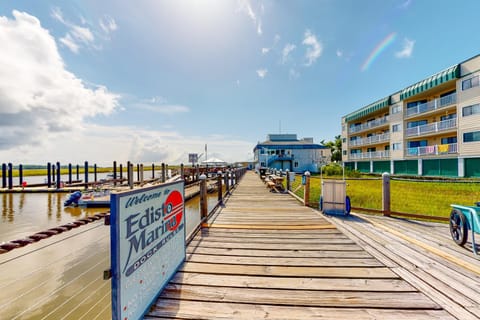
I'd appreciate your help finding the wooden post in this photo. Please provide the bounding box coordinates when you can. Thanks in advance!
[84,161,89,190]
[76,164,79,181]
[113,161,117,186]
[68,163,72,184]
[1,163,6,188]
[304,171,311,207]
[127,161,131,186]
[151,163,155,179]
[19,164,23,186]
[119,164,123,181]
[47,162,52,188]
[286,169,290,191]
[382,172,391,216]
[129,163,134,189]
[52,164,56,183]
[166,164,169,179]
[199,174,208,219]
[56,162,61,189]
[7,163,13,190]
[140,164,144,183]
[180,163,184,180]
[217,171,223,203]
[94,164,97,183]
[196,164,199,182]
[161,163,166,183]
[136,164,140,182]
[224,169,230,194]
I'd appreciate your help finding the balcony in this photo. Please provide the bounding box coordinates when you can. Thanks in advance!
[406,143,457,157]
[405,118,457,137]
[349,133,390,147]
[267,154,294,166]
[348,116,389,134]
[405,92,456,118]
[349,150,390,160]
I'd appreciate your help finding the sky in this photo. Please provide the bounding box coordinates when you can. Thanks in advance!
[1,0,480,166]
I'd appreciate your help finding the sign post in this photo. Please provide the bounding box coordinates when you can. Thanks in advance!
[110,180,185,320]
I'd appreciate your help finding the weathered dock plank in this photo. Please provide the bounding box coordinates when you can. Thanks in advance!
[146,171,458,319]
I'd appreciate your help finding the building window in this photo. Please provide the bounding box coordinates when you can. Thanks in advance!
[367,147,376,152]
[392,124,401,132]
[462,75,480,90]
[441,137,457,144]
[294,161,299,167]
[261,162,265,167]
[391,105,401,114]
[440,113,456,121]
[392,143,402,150]
[407,120,427,128]
[408,140,427,148]
[343,150,347,155]
[463,131,480,142]
[407,100,427,109]
[462,104,480,117]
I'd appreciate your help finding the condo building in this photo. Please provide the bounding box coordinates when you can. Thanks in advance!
[254,134,331,173]
[342,54,480,177]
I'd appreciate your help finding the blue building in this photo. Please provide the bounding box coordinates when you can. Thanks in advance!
[253,134,331,173]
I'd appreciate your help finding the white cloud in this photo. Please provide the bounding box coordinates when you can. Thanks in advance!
[135,104,190,114]
[282,43,296,64]
[51,7,116,53]
[336,49,343,57]
[274,34,280,44]
[237,0,262,36]
[256,68,268,78]
[399,0,412,9]
[302,29,322,66]
[261,47,270,55]
[395,38,415,58]
[0,10,119,150]
[289,68,300,80]
[0,123,254,165]
[99,15,117,35]
[59,34,80,53]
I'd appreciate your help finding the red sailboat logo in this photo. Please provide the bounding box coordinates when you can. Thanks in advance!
[163,190,183,231]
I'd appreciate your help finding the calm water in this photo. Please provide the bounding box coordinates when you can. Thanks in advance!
[0,190,215,319]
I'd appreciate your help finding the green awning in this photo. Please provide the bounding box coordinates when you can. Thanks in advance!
[345,96,391,122]
[400,64,460,100]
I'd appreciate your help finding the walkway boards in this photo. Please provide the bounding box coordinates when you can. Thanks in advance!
[146,171,454,319]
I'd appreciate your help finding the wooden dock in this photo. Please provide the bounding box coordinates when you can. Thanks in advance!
[146,171,479,319]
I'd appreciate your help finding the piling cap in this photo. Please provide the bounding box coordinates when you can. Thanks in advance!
[199,174,207,180]
[304,171,311,176]
[217,170,222,174]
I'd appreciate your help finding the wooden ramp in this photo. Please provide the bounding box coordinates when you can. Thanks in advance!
[146,171,454,319]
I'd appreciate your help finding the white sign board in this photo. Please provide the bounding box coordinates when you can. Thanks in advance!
[110,181,185,320]
[188,153,198,163]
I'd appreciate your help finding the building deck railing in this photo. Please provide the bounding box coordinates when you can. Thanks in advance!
[405,92,456,118]
[349,150,390,160]
[349,133,390,147]
[406,143,458,157]
[405,118,457,137]
[348,116,389,134]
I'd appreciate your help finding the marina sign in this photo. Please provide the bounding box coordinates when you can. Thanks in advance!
[110,181,185,320]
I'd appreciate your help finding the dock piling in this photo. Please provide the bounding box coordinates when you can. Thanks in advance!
[161,163,166,183]
[56,162,61,189]
[303,171,310,207]
[119,164,123,182]
[180,163,184,180]
[199,174,207,218]
[84,161,89,190]
[1,163,6,188]
[128,163,134,189]
[68,163,72,184]
[19,164,23,186]
[47,162,52,188]
[7,163,13,190]
[136,164,140,182]
[113,161,117,186]
[217,171,223,203]
[94,164,97,183]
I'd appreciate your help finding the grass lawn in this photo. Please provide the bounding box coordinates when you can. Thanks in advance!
[292,175,480,220]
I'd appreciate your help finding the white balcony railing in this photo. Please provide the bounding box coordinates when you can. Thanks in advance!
[406,143,458,157]
[349,133,390,147]
[349,116,389,134]
[349,150,390,160]
[406,92,456,117]
[405,118,457,137]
